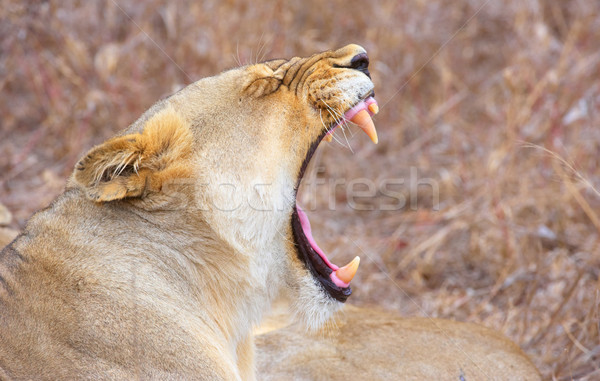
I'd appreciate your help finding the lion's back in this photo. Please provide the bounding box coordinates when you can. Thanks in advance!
[256,305,541,381]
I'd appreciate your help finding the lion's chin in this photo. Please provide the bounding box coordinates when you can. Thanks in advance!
[288,274,345,331]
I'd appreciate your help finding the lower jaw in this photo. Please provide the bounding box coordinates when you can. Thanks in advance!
[291,205,352,303]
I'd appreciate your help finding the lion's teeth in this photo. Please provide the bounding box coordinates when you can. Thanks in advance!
[323,133,333,142]
[368,103,379,115]
[350,110,378,144]
[335,256,360,283]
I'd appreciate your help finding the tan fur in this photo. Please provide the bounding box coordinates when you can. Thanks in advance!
[256,304,542,381]
[73,106,194,202]
[0,44,379,379]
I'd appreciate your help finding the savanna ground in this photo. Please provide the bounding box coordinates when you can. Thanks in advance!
[1,1,599,379]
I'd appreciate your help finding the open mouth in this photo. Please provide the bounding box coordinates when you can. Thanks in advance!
[291,95,379,302]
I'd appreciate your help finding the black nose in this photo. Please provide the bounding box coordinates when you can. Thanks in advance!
[350,53,370,78]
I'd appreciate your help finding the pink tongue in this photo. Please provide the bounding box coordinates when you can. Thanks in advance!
[296,204,338,271]
[297,204,351,288]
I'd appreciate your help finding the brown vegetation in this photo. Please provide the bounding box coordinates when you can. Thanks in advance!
[1,1,599,379]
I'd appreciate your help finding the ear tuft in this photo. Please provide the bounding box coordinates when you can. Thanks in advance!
[72,105,194,202]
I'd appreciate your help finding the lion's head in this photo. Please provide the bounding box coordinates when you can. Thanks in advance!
[71,44,378,330]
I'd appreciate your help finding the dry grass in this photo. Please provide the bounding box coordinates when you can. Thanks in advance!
[1,1,599,379]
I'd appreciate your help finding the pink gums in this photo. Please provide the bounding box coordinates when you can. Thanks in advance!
[296,205,351,288]
[325,96,378,137]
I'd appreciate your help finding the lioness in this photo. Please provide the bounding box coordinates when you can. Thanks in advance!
[256,304,542,380]
[0,44,377,379]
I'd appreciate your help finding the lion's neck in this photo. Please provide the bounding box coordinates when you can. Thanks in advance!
[124,202,284,351]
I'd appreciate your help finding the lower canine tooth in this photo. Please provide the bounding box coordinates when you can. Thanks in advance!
[350,110,378,144]
[335,256,360,283]
[324,134,333,142]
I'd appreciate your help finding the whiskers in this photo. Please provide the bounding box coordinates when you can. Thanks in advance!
[320,99,354,153]
[232,35,272,67]
[232,41,243,67]
[254,32,271,64]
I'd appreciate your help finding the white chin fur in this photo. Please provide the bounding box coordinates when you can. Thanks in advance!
[289,275,343,331]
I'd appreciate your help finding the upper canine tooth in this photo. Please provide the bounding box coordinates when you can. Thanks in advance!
[335,256,360,283]
[350,110,378,144]
[323,133,333,142]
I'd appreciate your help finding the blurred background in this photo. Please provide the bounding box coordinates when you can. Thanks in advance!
[1,1,599,378]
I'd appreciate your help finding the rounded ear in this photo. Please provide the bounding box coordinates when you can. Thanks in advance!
[243,65,283,98]
[72,106,194,202]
